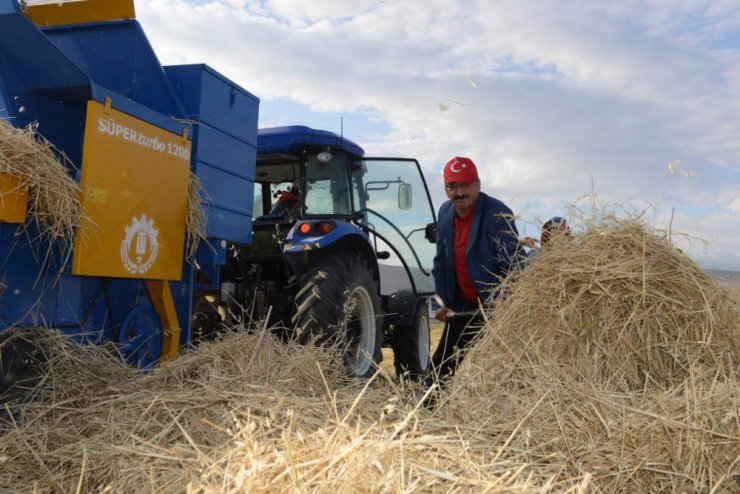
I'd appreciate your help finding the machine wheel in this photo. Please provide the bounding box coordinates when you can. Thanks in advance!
[191,292,224,344]
[117,305,163,369]
[392,301,431,379]
[0,330,48,420]
[292,254,382,378]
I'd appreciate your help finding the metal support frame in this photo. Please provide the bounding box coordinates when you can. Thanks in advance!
[145,280,180,361]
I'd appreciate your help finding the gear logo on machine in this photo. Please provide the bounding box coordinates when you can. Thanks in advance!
[120,214,160,275]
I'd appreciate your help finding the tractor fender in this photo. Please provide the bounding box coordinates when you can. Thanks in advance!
[385,289,427,328]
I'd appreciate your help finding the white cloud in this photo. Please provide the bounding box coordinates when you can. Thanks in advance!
[718,186,740,211]
[260,0,378,23]
[136,0,740,269]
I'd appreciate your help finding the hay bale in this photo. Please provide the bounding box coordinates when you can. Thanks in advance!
[444,217,740,492]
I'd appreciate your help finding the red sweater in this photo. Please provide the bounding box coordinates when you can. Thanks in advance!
[453,210,479,303]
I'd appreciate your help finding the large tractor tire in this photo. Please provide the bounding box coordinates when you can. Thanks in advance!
[292,253,382,378]
[392,300,431,379]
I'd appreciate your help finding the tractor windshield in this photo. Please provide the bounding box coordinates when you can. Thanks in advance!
[304,153,352,216]
[252,152,354,220]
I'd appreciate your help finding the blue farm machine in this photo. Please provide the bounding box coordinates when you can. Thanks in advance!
[0,0,438,406]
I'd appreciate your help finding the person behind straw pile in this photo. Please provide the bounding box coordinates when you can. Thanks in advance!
[521,216,571,257]
[540,216,570,245]
[429,156,522,385]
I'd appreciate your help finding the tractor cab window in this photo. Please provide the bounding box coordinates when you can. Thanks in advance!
[269,184,300,216]
[304,153,351,216]
[252,155,300,221]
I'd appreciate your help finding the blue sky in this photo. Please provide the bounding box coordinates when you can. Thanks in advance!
[137,0,740,270]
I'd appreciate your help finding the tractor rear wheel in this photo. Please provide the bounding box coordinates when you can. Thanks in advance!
[292,254,382,378]
[392,301,431,379]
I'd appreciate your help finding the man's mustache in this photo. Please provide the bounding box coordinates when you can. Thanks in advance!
[453,194,469,200]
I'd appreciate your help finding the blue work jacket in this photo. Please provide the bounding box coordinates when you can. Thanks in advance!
[432,192,521,307]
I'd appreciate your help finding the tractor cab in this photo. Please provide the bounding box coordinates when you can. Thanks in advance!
[250,125,437,296]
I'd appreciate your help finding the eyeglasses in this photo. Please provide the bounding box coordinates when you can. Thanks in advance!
[444,182,473,192]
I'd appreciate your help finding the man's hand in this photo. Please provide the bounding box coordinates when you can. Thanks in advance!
[521,237,538,248]
[435,306,452,322]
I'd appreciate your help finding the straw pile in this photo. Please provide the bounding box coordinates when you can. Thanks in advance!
[186,172,208,260]
[0,119,81,251]
[442,217,740,492]
[0,329,544,493]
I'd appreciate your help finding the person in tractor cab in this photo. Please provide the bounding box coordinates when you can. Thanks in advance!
[268,185,300,217]
[429,156,522,386]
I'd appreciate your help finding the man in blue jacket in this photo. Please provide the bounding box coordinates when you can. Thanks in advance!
[430,156,521,383]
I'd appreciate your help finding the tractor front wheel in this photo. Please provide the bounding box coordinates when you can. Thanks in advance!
[392,301,431,379]
[292,254,382,378]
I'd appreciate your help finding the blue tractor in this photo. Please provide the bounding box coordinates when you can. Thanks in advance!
[197,125,438,378]
[0,0,437,407]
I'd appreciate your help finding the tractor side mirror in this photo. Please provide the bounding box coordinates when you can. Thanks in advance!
[398,183,412,210]
[424,222,437,242]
